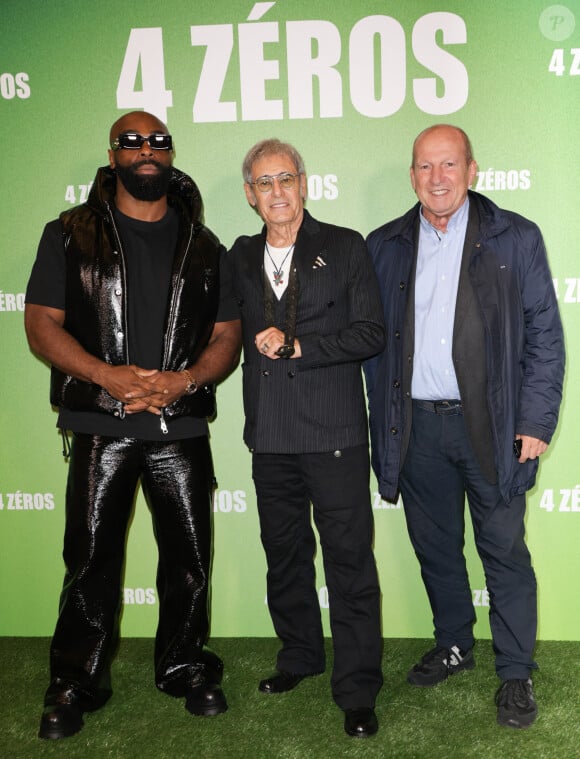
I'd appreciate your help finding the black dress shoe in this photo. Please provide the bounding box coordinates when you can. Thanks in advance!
[258,670,315,694]
[185,682,228,716]
[39,704,84,740]
[344,707,378,738]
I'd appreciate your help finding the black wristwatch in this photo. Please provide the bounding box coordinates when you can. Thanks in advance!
[183,369,198,395]
[276,343,295,359]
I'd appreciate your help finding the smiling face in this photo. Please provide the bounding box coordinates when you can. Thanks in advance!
[410,125,477,229]
[244,152,307,239]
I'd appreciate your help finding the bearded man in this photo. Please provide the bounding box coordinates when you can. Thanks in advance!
[25,111,241,739]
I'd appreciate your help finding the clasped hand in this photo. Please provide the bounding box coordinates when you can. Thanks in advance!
[255,327,301,359]
[101,364,186,415]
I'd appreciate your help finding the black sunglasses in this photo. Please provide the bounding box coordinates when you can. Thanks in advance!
[111,133,173,151]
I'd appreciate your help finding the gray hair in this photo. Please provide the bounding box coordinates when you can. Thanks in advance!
[242,138,306,183]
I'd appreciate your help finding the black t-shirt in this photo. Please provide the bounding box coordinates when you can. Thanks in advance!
[122,207,176,371]
[26,206,237,441]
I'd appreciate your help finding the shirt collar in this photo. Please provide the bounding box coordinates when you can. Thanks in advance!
[419,196,470,236]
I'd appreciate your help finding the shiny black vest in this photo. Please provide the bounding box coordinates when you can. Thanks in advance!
[50,166,220,420]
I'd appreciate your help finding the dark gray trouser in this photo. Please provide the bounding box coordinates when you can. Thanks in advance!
[400,401,537,681]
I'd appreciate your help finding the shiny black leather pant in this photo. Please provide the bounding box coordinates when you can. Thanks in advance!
[46,433,219,708]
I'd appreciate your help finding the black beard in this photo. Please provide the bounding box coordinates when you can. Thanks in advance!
[114,159,172,201]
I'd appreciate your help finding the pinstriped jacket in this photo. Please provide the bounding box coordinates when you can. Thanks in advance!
[227,210,385,453]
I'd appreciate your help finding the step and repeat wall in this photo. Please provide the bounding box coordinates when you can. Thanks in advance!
[1,1,578,640]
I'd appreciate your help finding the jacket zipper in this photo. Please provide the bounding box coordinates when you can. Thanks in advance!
[158,222,195,434]
[106,204,130,420]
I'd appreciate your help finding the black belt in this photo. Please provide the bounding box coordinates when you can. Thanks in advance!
[413,399,463,415]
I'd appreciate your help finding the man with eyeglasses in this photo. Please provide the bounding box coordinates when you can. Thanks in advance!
[226,139,385,738]
[25,111,241,739]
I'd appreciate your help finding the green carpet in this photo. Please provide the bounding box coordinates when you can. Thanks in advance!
[1,637,578,758]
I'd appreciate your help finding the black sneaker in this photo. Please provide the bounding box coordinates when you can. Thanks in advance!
[407,645,475,686]
[495,678,537,728]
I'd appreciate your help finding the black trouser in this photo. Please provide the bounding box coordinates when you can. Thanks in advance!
[46,433,219,708]
[252,445,383,710]
[400,401,537,680]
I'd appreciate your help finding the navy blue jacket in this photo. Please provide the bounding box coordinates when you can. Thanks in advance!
[364,191,565,504]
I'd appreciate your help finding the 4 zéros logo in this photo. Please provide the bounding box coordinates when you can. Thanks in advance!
[1,72,30,99]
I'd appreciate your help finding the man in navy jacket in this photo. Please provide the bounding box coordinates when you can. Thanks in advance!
[364,124,564,729]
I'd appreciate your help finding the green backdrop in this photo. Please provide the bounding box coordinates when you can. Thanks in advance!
[1,0,578,641]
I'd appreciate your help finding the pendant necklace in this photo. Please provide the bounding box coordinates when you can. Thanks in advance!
[265,241,295,286]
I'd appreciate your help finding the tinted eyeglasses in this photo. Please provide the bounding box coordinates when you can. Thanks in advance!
[250,172,301,193]
[111,133,173,151]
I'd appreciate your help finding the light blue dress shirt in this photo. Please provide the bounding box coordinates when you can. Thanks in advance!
[411,198,470,401]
